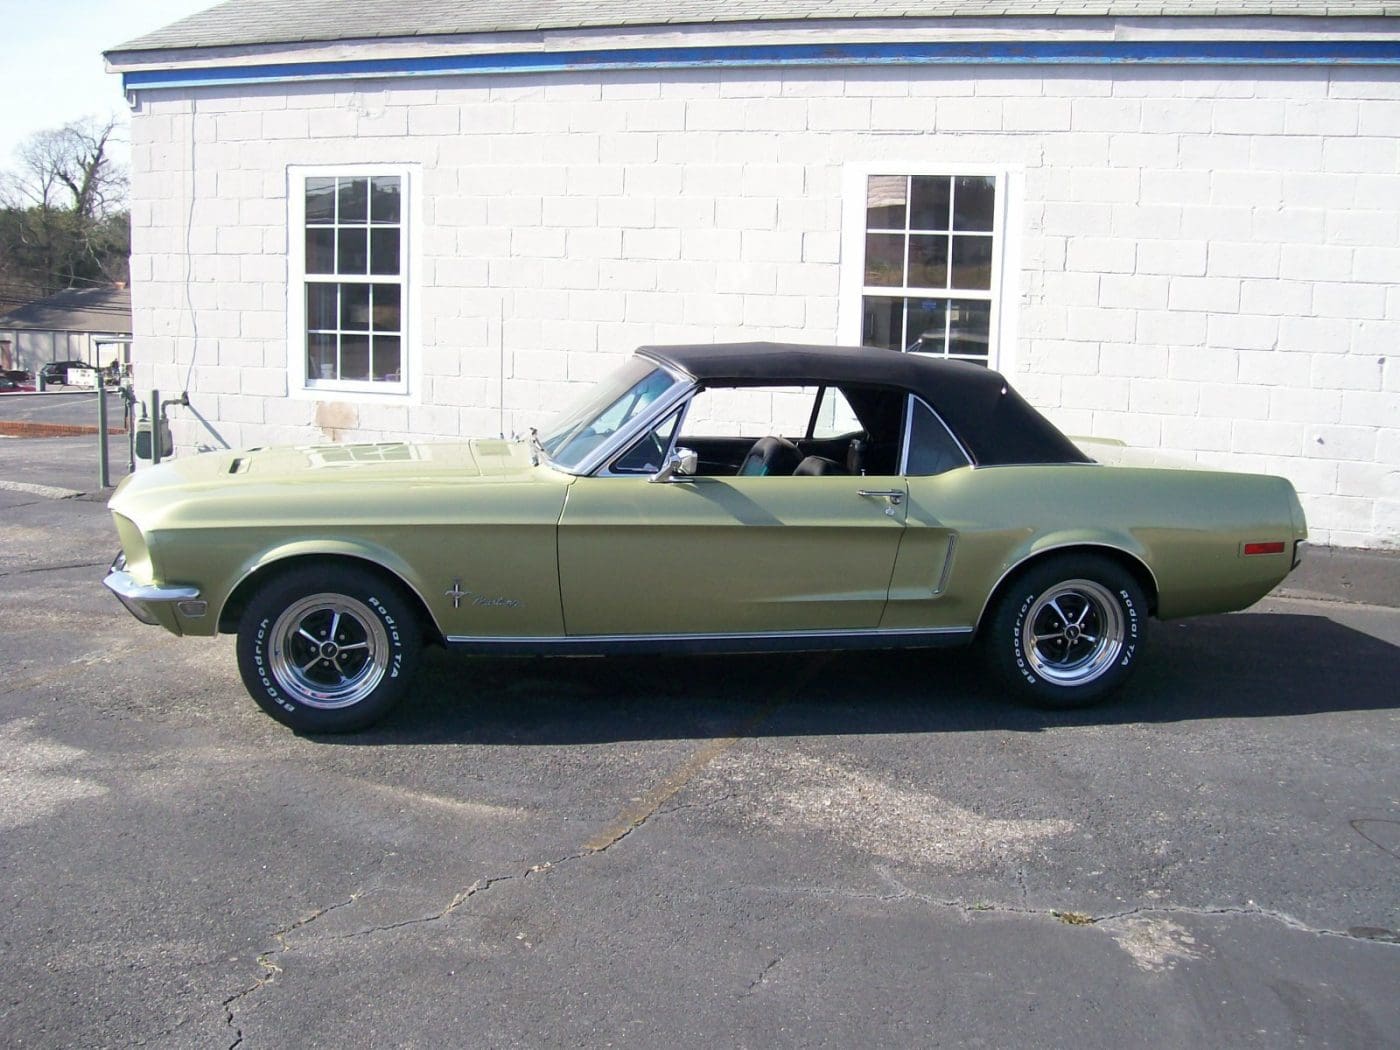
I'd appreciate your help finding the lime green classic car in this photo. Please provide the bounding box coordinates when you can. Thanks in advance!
[105,343,1306,732]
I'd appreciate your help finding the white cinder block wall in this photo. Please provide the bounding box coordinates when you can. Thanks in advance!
[128,65,1400,548]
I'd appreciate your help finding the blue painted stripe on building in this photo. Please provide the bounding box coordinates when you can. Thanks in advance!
[123,38,1400,91]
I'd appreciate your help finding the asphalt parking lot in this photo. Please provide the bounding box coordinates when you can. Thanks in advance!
[2,435,1398,1049]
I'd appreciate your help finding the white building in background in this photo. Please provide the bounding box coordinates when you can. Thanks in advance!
[0,286,133,373]
[106,1,1399,548]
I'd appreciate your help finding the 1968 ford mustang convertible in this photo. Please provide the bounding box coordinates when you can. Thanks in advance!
[105,342,1306,732]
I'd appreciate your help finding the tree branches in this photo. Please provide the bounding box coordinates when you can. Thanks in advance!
[1,117,130,298]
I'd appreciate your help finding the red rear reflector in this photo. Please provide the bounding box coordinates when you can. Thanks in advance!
[1244,541,1286,556]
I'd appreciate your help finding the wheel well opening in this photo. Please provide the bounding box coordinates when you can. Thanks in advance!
[978,546,1159,636]
[218,555,443,644]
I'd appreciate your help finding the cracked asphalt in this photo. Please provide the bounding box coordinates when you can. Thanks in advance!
[2,437,1398,1048]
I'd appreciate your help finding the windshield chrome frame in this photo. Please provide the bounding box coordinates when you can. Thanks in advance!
[541,360,695,478]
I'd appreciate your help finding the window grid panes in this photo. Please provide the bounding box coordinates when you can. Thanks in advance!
[860,174,996,365]
[304,175,403,385]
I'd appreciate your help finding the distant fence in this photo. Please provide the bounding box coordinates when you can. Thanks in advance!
[0,420,127,438]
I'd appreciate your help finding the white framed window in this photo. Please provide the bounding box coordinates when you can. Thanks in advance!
[287,165,418,399]
[840,166,1009,368]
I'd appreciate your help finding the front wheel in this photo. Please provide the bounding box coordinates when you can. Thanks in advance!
[236,565,420,732]
[982,555,1147,709]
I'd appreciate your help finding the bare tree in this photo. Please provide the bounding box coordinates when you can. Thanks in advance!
[0,116,130,295]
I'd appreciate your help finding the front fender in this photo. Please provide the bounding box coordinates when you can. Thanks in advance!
[219,538,441,635]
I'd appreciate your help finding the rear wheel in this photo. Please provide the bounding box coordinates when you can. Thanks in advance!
[236,565,420,732]
[983,555,1146,709]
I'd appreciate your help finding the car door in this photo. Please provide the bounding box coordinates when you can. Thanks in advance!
[557,471,908,637]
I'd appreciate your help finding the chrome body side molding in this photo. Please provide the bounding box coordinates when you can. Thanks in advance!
[443,625,974,656]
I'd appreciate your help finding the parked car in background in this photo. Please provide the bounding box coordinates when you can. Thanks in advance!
[0,375,35,393]
[39,360,93,385]
[104,342,1307,733]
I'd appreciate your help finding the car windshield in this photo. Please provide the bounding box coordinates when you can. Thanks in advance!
[536,357,682,472]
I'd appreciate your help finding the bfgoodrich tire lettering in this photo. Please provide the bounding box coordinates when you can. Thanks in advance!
[236,564,420,732]
[983,554,1146,709]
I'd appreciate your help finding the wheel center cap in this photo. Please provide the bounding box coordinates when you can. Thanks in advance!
[319,640,339,659]
[1064,624,1082,643]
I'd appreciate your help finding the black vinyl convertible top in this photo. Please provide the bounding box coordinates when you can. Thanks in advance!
[637,342,1090,467]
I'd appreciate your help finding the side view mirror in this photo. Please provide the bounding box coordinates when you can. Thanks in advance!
[649,447,698,484]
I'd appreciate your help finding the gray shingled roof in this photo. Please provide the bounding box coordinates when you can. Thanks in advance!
[0,288,133,334]
[112,0,1400,54]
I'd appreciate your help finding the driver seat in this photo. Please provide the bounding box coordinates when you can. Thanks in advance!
[737,436,802,477]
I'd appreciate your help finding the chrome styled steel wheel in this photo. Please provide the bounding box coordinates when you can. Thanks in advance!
[983,554,1147,709]
[237,565,420,732]
[267,593,390,709]
[1020,578,1124,687]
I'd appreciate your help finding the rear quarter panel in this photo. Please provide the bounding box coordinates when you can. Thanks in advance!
[882,463,1302,631]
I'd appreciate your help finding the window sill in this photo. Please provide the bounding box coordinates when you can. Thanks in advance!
[290,382,417,405]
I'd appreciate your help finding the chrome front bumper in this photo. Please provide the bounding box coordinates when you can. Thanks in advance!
[104,553,202,627]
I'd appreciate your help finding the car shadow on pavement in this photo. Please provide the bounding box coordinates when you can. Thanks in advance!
[325,611,1398,746]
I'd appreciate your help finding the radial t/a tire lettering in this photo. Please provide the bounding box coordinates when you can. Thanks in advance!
[982,554,1147,709]
[235,564,420,732]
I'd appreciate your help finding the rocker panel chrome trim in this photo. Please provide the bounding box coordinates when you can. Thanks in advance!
[443,625,973,656]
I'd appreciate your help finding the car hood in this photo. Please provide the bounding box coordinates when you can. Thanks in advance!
[109,438,561,528]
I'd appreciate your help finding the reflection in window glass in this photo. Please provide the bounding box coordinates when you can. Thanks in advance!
[305,177,336,223]
[338,178,368,223]
[308,333,337,380]
[305,228,334,274]
[303,173,404,385]
[370,228,399,276]
[864,233,903,287]
[373,336,401,381]
[907,299,949,355]
[307,284,337,329]
[337,228,368,276]
[950,235,993,290]
[908,235,948,288]
[861,296,990,362]
[910,176,951,231]
[340,284,370,331]
[370,176,401,224]
[866,175,907,229]
[953,176,996,232]
[341,335,371,381]
[860,298,903,353]
[860,173,997,365]
[948,301,992,358]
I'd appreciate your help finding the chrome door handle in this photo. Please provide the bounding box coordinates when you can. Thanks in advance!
[858,488,904,506]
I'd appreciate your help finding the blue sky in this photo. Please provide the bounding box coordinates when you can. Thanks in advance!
[0,0,214,169]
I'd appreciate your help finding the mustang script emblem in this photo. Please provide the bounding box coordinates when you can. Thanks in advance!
[446,579,522,610]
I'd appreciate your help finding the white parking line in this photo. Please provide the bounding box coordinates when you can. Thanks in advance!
[0,479,82,500]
